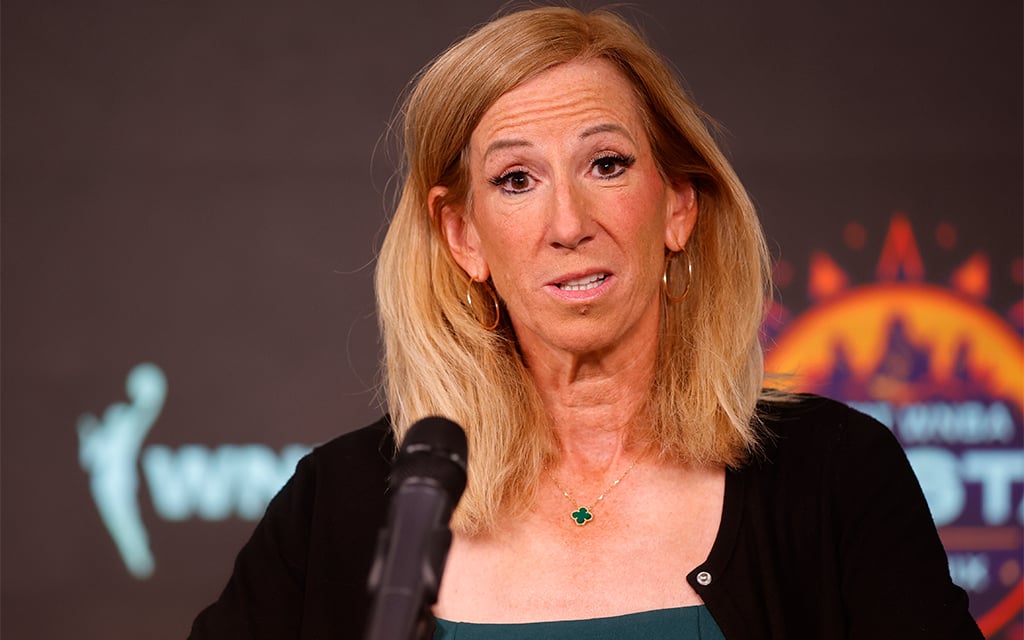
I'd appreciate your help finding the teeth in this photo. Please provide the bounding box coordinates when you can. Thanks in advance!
[558,274,607,291]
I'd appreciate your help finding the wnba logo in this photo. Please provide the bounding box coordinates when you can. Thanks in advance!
[77,363,310,579]
[766,214,1024,638]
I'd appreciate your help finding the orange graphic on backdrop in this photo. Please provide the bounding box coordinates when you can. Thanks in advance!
[767,284,1022,403]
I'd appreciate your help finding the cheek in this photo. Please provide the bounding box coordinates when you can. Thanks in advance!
[473,214,531,287]
[473,193,539,253]
[615,188,670,249]
[476,218,546,312]
[610,187,672,285]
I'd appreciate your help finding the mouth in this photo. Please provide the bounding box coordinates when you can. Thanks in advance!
[555,273,609,292]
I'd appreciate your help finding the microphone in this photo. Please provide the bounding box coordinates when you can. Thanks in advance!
[364,416,468,640]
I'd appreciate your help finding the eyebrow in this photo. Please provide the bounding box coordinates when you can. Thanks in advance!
[579,123,634,142]
[483,123,635,159]
[484,138,532,158]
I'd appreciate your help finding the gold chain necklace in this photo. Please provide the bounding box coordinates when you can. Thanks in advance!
[547,456,641,526]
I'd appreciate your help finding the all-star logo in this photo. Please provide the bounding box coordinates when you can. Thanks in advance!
[765,213,1024,639]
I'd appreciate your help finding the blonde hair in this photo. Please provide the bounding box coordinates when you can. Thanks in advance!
[375,6,772,534]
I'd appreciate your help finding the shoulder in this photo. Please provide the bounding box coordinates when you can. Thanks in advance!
[308,415,396,467]
[188,417,398,638]
[261,416,395,521]
[741,392,917,504]
[294,415,397,497]
[710,395,981,638]
[744,393,937,541]
[754,392,901,465]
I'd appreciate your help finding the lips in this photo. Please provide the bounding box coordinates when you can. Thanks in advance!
[555,273,609,292]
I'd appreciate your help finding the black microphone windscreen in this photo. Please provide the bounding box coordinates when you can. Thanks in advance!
[391,417,468,498]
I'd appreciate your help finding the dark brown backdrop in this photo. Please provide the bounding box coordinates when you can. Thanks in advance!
[3,1,1021,638]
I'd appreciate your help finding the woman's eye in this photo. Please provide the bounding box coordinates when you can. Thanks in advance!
[590,154,636,179]
[489,170,534,194]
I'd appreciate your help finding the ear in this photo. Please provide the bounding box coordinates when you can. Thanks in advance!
[431,185,490,281]
[664,180,698,252]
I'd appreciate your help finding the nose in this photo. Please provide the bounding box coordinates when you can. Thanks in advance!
[546,180,594,250]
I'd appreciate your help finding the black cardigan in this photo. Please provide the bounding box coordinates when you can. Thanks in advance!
[189,396,982,639]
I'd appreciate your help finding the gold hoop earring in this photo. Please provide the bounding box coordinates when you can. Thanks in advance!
[663,249,692,303]
[466,277,500,331]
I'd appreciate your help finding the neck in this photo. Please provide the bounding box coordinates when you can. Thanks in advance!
[521,324,659,478]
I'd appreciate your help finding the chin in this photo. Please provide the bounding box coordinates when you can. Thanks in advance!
[545,328,622,356]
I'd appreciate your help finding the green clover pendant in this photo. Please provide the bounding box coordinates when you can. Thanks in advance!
[571,506,594,525]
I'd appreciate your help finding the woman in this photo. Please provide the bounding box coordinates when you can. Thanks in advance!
[191,6,981,639]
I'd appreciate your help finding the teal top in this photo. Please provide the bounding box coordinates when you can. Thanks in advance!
[434,605,725,639]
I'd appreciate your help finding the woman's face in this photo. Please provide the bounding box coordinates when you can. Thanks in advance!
[439,58,697,358]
